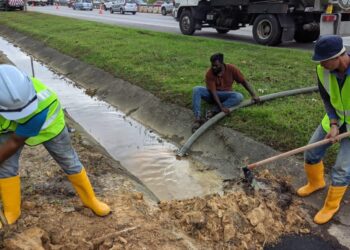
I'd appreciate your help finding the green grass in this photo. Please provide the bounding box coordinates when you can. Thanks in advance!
[0,12,338,165]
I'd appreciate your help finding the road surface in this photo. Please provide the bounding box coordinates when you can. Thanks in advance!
[27,5,350,49]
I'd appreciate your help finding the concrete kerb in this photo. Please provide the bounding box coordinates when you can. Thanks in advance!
[1,26,350,246]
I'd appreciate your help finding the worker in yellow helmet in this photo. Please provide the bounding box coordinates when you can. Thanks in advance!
[297,35,350,224]
[0,64,110,225]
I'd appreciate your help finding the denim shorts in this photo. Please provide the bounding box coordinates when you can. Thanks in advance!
[0,127,82,178]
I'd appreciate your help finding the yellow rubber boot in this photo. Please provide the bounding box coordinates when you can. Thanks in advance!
[0,176,21,224]
[67,168,110,216]
[314,185,347,224]
[297,162,326,197]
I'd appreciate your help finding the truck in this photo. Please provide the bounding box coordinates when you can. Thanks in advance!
[0,0,24,10]
[173,0,350,45]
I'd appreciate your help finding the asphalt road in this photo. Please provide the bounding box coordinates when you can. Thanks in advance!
[28,5,350,50]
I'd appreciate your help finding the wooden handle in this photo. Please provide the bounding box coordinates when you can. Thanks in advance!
[247,131,350,170]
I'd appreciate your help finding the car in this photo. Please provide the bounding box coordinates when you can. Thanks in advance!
[55,0,67,6]
[28,0,48,5]
[110,0,137,14]
[92,0,101,8]
[67,0,74,7]
[73,0,93,10]
[160,0,173,15]
[102,0,113,10]
[0,0,24,10]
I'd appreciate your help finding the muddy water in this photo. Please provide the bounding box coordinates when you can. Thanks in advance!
[0,37,222,200]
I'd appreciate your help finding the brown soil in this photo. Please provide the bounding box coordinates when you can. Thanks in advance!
[0,54,311,250]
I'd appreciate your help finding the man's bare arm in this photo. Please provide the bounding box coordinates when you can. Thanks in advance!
[0,134,27,164]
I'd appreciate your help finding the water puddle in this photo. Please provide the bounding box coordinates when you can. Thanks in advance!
[0,36,222,200]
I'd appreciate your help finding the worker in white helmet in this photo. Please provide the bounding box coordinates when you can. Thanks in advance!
[0,64,110,225]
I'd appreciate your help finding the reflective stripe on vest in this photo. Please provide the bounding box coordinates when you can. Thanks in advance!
[41,103,61,130]
[323,70,331,94]
[37,89,52,101]
[0,78,66,146]
[317,65,350,133]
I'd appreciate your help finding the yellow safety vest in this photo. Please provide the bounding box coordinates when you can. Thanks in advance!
[0,78,65,146]
[317,65,350,132]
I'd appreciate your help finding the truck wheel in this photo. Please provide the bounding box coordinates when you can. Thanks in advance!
[161,7,166,15]
[216,28,229,34]
[179,10,196,35]
[294,27,319,43]
[253,14,282,46]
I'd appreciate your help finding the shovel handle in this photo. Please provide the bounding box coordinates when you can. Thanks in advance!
[247,131,350,170]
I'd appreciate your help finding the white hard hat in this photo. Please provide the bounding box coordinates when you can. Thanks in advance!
[0,64,38,120]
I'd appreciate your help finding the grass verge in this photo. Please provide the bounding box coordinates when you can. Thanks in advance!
[0,11,337,165]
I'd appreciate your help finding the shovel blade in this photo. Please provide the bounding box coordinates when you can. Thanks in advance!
[242,166,261,190]
[242,166,254,184]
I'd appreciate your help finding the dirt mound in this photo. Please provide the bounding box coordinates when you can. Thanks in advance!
[159,176,310,249]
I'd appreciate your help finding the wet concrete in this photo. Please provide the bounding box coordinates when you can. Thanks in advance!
[0,37,222,201]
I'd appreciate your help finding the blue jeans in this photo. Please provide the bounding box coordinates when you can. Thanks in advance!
[192,86,244,119]
[305,125,350,186]
[0,127,83,178]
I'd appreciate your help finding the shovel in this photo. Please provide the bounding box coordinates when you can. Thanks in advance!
[243,131,350,187]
